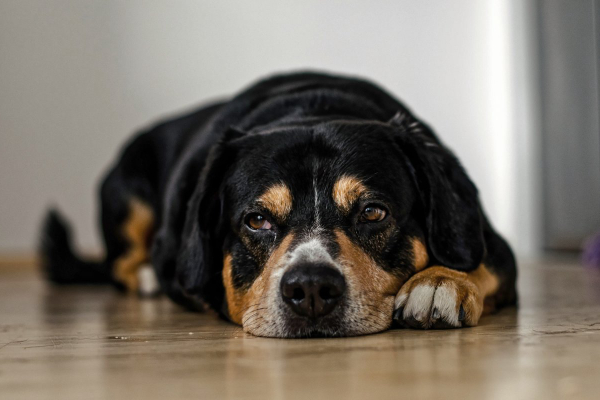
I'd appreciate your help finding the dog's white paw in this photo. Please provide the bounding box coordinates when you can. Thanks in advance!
[393,266,484,329]
[137,264,161,297]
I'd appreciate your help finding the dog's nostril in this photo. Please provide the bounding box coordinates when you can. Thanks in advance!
[292,287,305,301]
[319,285,340,300]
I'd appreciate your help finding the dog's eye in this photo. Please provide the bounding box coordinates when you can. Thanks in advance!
[245,213,273,230]
[359,206,387,223]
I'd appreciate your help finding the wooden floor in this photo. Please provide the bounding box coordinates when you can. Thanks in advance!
[1,258,600,400]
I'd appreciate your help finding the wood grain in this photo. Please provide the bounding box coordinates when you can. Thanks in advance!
[1,258,600,399]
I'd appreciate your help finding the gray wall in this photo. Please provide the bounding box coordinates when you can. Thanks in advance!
[0,1,539,255]
[538,0,600,249]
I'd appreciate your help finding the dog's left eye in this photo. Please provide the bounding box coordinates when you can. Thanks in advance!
[245,213,273,230]
[359,205,387,223]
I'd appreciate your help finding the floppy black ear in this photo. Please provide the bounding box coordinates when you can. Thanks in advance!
[390,113,485,271]
[175,134,239,300]
[152,128,243,310]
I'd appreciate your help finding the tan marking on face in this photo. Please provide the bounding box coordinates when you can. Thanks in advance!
[395,264,500,327]
[257,183,293,220]
[332,176,368,213]
[222,254,244,324]
[334,229,405,334]
[113,198,154,292]
[411,238,429,271]
[223,233,295,327]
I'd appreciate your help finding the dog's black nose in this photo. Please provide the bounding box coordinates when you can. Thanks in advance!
[280,265,346,319]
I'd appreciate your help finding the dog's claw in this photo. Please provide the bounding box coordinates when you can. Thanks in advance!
[432,307,441,320]
[458,305,466,321]
[392,307,405,326]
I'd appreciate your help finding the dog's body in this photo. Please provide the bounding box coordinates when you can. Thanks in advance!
[41,72,517,337]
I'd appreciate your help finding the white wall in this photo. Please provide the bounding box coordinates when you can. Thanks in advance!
[0,0,538,256]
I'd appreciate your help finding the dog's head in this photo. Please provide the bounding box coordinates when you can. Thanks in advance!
[162,115,483,337]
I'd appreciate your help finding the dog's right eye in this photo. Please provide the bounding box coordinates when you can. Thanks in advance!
[359,205,387,223]
[245,213,273,231]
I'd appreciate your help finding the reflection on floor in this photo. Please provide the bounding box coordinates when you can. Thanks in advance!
[1,257,599,400]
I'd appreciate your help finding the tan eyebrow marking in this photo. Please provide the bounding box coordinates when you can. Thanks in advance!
[257,183,293,219]
[332,175,369,213]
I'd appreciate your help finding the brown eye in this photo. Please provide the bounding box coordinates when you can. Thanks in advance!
[360,206,387,222]
[246,213,273,230]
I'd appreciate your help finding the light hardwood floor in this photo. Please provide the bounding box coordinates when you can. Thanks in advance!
[1,257,599,400]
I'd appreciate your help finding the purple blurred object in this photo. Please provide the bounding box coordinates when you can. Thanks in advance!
[582,232,600,269]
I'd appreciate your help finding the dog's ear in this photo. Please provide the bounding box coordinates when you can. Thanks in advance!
[390,113,485,271]
[152,127,243,310]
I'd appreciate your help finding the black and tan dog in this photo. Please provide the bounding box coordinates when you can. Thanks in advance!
[41,72,517,338]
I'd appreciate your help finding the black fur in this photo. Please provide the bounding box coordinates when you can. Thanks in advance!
[40,71,517,320]
[40,210,111,284]
[389,113,485,271]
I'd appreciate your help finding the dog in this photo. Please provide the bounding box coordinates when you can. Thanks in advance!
[41,71,517,338]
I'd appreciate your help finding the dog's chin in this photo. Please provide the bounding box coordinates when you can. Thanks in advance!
[243,311,391,338]
[282,315,347,338]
